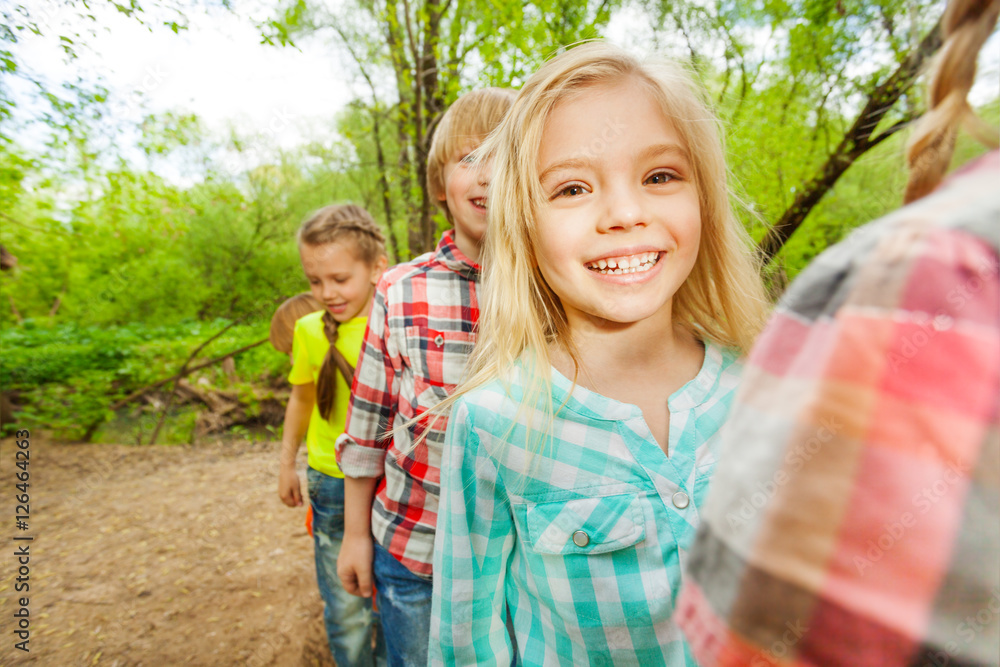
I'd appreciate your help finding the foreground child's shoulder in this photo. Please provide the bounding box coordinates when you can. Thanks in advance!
[452,367,532,431]
[701,341,745,399]
[714,343,743,379]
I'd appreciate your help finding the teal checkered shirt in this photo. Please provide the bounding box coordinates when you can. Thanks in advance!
[430,342,743,666]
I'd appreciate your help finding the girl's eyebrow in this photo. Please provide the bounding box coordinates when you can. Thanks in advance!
[637,142,689,164]
[539,142,690,183]
[539,157,591,183]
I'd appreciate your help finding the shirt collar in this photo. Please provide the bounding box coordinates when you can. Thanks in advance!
[433,229,480,279]
[548,340,724,421]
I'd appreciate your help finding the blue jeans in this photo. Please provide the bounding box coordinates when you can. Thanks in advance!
[308,467,387,667]
[373,541,433,667]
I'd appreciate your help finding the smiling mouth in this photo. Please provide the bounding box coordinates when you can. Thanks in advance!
[470,197,486,210]
[585,251,662,275]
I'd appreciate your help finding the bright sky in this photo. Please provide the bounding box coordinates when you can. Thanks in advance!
[8,0,999,169]
[9,1,357,156]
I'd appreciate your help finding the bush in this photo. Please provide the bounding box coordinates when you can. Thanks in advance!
[1,320,288,441]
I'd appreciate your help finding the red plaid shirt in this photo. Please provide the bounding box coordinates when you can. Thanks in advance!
[336,230,479,577]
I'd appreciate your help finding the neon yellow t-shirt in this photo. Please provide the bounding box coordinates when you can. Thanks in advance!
[288,311,367,478]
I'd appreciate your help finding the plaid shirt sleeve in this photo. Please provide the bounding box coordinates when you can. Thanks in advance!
[430,398,516,666]
[676,153,1000,667]
[336,277,399,478]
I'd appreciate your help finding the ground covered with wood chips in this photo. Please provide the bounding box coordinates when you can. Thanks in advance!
[0,436,336,666]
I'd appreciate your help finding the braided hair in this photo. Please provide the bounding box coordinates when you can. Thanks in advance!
[298,204,387,420]
[905,0,1000,203]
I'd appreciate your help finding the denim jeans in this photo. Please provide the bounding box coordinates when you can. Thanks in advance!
[308,467,387,667]
[373,541,434,667]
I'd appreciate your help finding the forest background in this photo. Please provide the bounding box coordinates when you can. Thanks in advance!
[2,0,998,444]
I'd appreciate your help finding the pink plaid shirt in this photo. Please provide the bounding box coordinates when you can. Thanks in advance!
[336,230,479,577]
[677,152,999,666]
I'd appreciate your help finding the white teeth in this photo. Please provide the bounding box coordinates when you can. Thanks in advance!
[585,252,661,274]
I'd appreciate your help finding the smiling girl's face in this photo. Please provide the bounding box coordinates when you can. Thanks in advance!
[534,78,701,331]
[299,241,384,323]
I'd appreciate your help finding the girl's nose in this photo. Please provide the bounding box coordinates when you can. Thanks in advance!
[600,182,646,232]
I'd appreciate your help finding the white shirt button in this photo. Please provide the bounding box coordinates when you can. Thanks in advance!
[434,334,444,347]
[672,491,690,509]
[572,530,590,547]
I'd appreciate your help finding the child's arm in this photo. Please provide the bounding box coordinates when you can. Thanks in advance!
[337,476,378,597]
[335,280,399,477]
[430,399,515,666]
[278,382,315,507]
[335,281,400,596]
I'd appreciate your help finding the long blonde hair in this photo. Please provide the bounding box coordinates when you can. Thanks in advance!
[905,0,1000,203]
[427,87,518,218]
[481,47,762,372]
[437,42,768,451]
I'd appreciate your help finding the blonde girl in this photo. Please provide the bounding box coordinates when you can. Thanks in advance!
[429,42,768,665]
[277,204,388,666]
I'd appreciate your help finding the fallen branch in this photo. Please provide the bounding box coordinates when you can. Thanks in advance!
[109,338,268,412]
[81,336,268,443]
[147,320,248,445]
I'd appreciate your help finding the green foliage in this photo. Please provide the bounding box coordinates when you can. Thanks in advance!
[776,98,999,280]
[0,125,376,327]
[1,319,289,440]
[2,0,996,444]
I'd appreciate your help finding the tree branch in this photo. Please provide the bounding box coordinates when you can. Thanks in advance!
[110,334,265,412]
[757,17,943,265]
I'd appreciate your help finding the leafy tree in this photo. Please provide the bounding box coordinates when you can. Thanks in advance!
[635,0,960,270]
[265,0,619,257]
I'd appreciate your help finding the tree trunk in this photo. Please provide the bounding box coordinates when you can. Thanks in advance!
[757,18,944,265]
[384,0,418,258]
[416,0,446,254]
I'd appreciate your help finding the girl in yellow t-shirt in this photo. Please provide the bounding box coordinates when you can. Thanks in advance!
[277,204,388,666]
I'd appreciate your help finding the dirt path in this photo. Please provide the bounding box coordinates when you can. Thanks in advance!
[0,436,335,666]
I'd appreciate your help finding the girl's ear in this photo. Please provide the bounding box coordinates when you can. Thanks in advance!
[371,255,389,285]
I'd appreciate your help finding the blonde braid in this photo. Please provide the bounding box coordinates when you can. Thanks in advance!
[905,0,1000,203]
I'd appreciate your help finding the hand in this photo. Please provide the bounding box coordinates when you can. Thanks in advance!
[338,531,374,598]
[278,466,303,507]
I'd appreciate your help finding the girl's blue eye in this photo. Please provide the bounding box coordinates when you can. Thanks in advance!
[460,154,475,164]
[645,171,676,185]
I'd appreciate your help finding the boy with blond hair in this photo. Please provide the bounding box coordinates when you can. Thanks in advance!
[335,87,516,666]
